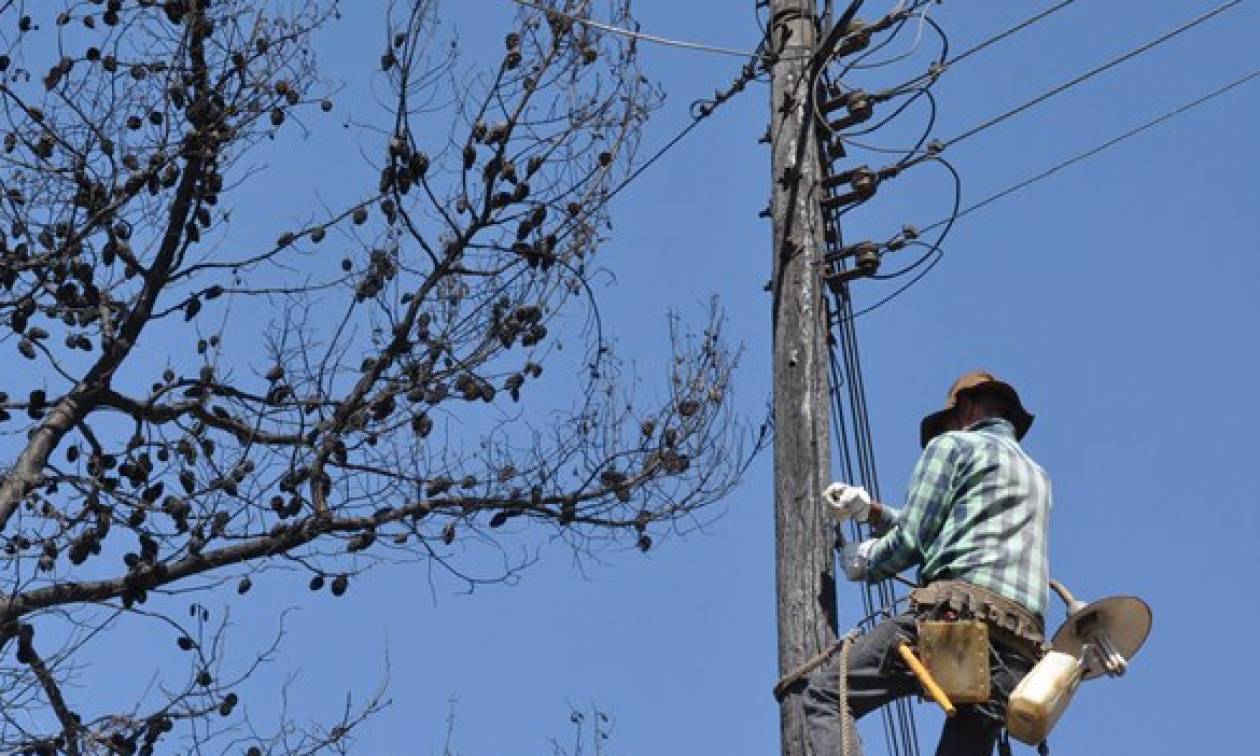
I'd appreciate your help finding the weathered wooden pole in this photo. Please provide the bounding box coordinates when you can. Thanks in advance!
[769,2,836,755]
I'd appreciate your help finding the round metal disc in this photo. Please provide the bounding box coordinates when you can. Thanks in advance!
[1050,595,1152,680]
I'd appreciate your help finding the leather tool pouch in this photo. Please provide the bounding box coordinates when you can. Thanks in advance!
[917,619,991,703]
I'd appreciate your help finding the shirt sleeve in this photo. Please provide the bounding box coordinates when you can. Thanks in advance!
[865,434,960,582]
[872,504,903,535]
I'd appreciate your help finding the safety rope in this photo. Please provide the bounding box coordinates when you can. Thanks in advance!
[839,632,859,756]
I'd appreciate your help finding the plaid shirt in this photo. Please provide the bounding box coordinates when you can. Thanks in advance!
[867,418,1051,617]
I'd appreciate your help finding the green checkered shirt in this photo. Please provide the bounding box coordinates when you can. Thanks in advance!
[867,418,1051,617]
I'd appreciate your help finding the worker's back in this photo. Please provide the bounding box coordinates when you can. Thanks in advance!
[920,417,1051,618]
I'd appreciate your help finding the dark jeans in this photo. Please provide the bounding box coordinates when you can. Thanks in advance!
[804,612,1033,756]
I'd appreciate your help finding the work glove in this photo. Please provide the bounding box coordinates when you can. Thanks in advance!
[839,539,875,582]
[823,482,872,522]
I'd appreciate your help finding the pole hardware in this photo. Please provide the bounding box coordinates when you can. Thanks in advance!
[818,8,911,64]
[887,225,920,250]
[828,20,871,59]
[825,139,847,162]
[822,242,880,291]
[821,166,877,209]
[826,91,874,131]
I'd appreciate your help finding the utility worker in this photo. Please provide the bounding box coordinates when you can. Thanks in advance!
[804,371,1050,756]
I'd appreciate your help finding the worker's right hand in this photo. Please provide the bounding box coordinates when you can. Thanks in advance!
[823,482,872,522]
[840,539,875,581]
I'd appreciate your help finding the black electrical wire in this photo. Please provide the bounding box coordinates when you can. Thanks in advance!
[945,0,1078,70]
[838,59,1259,319]
[849,2,939,72]
[943,0,1246,149]
[595,42,766,210]
[835,0,936,78]
[829,291,922,756]
[921,62,1260,234]
[898,89,938,167]
[888,0,1082,96]
[839,156,962,320]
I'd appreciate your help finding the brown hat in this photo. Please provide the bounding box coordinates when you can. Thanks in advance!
[919,370,1034,448]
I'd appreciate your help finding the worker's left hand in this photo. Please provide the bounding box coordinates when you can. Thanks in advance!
[839,539,875,581]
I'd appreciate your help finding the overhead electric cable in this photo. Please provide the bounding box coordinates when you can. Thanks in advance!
[840,63,1259,317]
[890,0,1080,94]
[921,63,1260,233]
[945,0,1078,70]
[502,0,768,58]
[943,0,1247,148]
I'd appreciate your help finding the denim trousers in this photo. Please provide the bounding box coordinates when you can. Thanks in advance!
[804,611,1034,756]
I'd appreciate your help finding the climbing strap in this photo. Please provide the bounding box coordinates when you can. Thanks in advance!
[772,630,858,702]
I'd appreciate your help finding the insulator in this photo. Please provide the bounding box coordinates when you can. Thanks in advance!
[828,92,874,131]
[829,20,871,59]
[819,88,851,115]
[826,240,881,263]
[821,167,879,210]
[823,243,880,291]
[821,165,872,191]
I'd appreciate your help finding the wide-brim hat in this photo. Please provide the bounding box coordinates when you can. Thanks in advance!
[919,370,1034,448]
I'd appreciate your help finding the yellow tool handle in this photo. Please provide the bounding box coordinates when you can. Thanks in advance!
[897,642,957,718]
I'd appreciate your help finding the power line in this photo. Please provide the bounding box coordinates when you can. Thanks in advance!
[945,0,1078,70]
[922,63,1260,233]
[838,60,1259,319]
[889,0,1080,95]
[501,0,766,58]
[600,52,764,208]
[944,0,1247,148]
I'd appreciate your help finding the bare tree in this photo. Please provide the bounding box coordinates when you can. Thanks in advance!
[0,0,761,753]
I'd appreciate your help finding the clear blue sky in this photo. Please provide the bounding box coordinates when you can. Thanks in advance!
[77,1,1260,753]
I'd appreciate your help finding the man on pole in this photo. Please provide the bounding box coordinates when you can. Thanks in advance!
[805,371,1051,756]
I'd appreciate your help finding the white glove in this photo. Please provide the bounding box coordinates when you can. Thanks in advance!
[823,482,872,522]
[839,539,875,582]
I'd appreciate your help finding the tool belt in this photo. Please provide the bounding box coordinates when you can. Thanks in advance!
[910,579,1046,662]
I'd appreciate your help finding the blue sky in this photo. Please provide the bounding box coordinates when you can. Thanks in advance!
[65,1,1260,753]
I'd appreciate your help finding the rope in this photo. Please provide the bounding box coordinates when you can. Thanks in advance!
[839,633,859,756]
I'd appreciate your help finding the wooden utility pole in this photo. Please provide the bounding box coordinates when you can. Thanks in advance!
[769,2,836,755]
